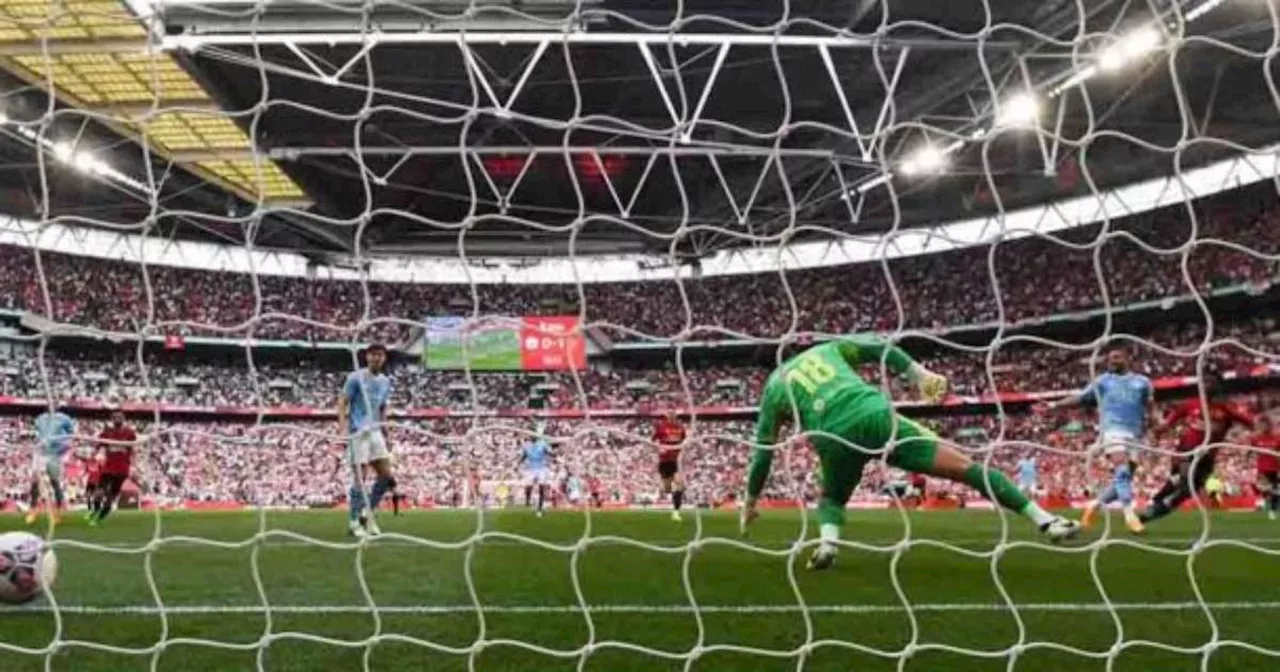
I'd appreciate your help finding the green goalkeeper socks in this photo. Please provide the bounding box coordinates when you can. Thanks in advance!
[961,464,1031,513]
[817,498,846,527]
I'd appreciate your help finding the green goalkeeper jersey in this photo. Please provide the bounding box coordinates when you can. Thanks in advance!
[754,335,916,446]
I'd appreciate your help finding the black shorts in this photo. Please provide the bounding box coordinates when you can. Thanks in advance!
[1162,454,1216,501]
[99,473,128,497]
[1188,455,1216,491]
[657,460,679,480]
[1259,471,1279,492]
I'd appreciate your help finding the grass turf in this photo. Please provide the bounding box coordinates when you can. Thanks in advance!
[0,508,1277,671]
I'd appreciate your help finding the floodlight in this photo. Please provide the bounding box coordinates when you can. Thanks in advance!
[72,153,107,174]
[901,145,947,176]
[1186,0,1228,22]
[997,92,1040,127]
[1099,26,1161,72]
[51,142,73,162]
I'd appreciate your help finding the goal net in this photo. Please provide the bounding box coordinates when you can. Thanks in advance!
[1,0,1279,671]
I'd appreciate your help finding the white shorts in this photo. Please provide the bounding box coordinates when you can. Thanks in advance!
[523,467,549,486]
[32,455,63,482]
[348,430,390,467]
[1100,430,1141,460]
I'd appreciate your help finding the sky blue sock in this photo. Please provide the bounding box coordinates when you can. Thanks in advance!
[1113,463,1134,505]
[348,485,365,523]
[369,478,388,511]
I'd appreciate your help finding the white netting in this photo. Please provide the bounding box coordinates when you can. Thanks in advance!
[1,0,1280,671]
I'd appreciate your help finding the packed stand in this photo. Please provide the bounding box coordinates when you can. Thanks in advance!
[1,196,1277,344]
[1,316,1274,411]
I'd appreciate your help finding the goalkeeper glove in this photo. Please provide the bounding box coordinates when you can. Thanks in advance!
[917,371,949,403]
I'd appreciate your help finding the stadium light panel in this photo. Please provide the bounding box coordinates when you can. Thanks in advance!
[52,141,74,162]
[1185,0,1228,22]
[71,152,109,174]
[901,145,948,176]
[996,92,1040,128]
[853,173,891,195]
[1099,26,1161,72]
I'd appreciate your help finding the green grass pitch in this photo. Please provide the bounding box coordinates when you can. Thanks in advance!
[1,509,1277,671]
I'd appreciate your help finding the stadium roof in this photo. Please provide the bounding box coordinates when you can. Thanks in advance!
[4,144,1275,284]
[0,0,307,203]
[1,0,1277,261]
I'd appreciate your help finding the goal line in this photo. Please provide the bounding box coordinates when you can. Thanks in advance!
[6,601,1280,616]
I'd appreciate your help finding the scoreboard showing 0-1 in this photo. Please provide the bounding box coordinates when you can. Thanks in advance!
[518,316,586,371]
[424,316,585,371]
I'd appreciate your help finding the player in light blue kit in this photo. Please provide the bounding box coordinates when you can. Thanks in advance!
[518,425,554,517]
[1040,347,1154,534]
[26,407,76,526]
[1015,454,1038,497]
[337,344,395,539]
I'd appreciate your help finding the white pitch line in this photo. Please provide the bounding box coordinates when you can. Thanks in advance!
[4,602,1280,616]
[68,536,1280,551]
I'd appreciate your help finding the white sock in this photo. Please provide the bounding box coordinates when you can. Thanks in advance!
[820,524,840,553]
[1122,503,1137,521]
[1020,501,1056,527]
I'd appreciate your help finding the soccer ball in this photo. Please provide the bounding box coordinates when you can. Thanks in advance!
[0,532,57,604]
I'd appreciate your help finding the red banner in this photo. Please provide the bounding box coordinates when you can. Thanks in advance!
[164,334,185,350]
[519,316,585,370]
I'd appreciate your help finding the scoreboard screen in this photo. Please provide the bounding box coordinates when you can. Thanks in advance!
[424,316,585,371]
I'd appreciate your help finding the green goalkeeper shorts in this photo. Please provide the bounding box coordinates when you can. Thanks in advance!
[811,400,939,507]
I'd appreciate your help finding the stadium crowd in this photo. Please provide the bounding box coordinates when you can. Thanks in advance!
[1,317,1274,410]
[1,194,1277,514]
[0,398,1274,511]
[0,197,1276,344]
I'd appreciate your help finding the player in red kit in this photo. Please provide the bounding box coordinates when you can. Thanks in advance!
[587,475,604,509]
[90,410,137,526]
[81,453,103,519]
[1140,373,1253,525]
[1251,414,1280,520]
[654,412,687,522]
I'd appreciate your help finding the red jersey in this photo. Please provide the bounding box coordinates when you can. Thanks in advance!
[1254,433,1280,473]
[1163,399,1254,452]
[97,425,137,475]
[84,459,102,487]
[654,417,685,463]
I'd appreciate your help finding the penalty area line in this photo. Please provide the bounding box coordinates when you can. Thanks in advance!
[4,602,1280,615]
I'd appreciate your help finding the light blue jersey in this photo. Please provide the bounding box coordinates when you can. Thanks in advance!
[522,440,552,470]
[1080,372,1152,436]
[342,369,392,433]
[33,411,74,458]
[1016,457,1037,485]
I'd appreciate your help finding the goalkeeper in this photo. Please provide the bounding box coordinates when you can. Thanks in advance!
[741,336,1080,570]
